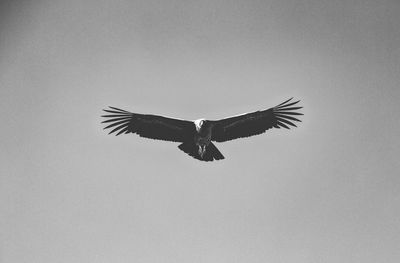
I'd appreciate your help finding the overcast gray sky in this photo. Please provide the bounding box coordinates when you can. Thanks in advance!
[1,0,400,262]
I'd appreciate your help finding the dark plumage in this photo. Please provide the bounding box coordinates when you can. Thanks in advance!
[101,98,303,161]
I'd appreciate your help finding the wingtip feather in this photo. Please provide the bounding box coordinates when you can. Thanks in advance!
[277,121,290,129]
[108,106,129,112]
[276,100,300,109]
[276,97,293,107]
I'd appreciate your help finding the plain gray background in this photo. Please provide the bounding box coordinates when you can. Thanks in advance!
[1,0,399,262]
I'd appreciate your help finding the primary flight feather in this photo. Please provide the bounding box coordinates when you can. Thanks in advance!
[101,98,303,161]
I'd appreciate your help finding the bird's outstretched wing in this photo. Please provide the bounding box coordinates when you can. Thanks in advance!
[210,98,303,142]
[101,107,195,142]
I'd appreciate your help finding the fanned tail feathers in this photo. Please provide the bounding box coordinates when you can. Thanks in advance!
[178,142,224,162]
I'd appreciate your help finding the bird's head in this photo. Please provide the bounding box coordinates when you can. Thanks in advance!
[194,119,206,132]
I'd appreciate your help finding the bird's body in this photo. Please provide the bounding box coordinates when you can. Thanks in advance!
[192,120,214,158]
[101,98,303,161]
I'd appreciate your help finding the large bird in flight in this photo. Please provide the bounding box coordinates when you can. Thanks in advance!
[101,98,303,161]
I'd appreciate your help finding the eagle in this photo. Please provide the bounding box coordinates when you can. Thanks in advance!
[101,98,303,161]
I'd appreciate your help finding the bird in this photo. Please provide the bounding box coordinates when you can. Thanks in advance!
[101,98,303,161]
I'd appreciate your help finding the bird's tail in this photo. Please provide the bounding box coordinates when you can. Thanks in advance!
[178,142,225,162]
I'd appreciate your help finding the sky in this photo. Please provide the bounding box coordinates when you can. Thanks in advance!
[1,0,400,262]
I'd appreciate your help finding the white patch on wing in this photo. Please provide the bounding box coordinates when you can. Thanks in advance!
[194,119,205,132]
